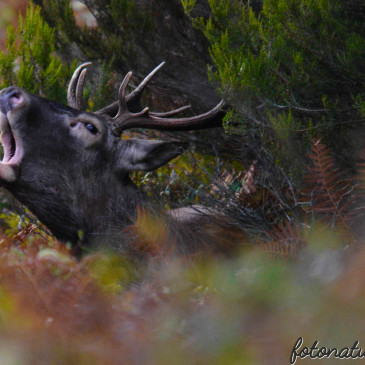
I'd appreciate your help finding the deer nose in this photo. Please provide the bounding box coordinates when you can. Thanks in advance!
[0,89,24,114]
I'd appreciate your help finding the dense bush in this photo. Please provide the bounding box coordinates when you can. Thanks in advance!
[183,0,365,173]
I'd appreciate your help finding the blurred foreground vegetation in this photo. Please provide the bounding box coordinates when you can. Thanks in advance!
[0,1,364,364]
[0,209,364,364]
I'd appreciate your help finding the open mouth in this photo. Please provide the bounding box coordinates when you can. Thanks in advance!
[0,115,23,165]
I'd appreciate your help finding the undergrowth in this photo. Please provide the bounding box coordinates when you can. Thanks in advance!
[0,140,363,364]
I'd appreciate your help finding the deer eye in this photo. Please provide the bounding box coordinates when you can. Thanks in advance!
[85,123,98,134]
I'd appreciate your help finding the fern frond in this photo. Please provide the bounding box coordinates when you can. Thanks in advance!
[303,139,356,228]
[260,220,304,259]
[357,149,365,185]
[346,149,365,230]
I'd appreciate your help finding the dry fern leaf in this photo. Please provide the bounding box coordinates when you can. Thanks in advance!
[347,149,365,227]
[209,162,257,200]
[260,220,304,259]
[303,139,356,228]
[356,149,365,186]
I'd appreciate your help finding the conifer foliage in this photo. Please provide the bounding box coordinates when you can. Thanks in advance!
[0,2,74,102]
[183,0,365,170]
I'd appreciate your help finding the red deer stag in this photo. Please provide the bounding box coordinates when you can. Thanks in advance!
[0,62,238,256]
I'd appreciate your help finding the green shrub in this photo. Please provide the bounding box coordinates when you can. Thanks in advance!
[183,0,365,171]
[0,2,75,102]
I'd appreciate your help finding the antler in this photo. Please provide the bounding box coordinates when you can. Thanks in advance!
[68,62,225,135]
[67,62,91,110]
[108,62,224,135]
[96,62,169,116]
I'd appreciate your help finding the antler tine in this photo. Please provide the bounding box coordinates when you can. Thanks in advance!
[96,62,166,116]
[115,71,133,118]
[67,62,91,110]
[114,71,149,121]
[127,61,165,105]
[111,100,225,136]
[149,104,191,117]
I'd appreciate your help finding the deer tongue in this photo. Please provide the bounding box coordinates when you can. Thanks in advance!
[0,113,23,168]
[2,129,16,162]
[0,118,19,182]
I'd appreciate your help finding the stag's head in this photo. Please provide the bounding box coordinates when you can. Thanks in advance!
[0,62,223,247]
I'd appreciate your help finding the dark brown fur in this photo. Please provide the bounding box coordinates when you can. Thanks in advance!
[0,66,242,256]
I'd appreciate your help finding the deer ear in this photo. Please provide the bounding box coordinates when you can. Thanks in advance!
[121,138,188,171]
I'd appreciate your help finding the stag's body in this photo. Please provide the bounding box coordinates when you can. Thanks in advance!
[0,63,229,255]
